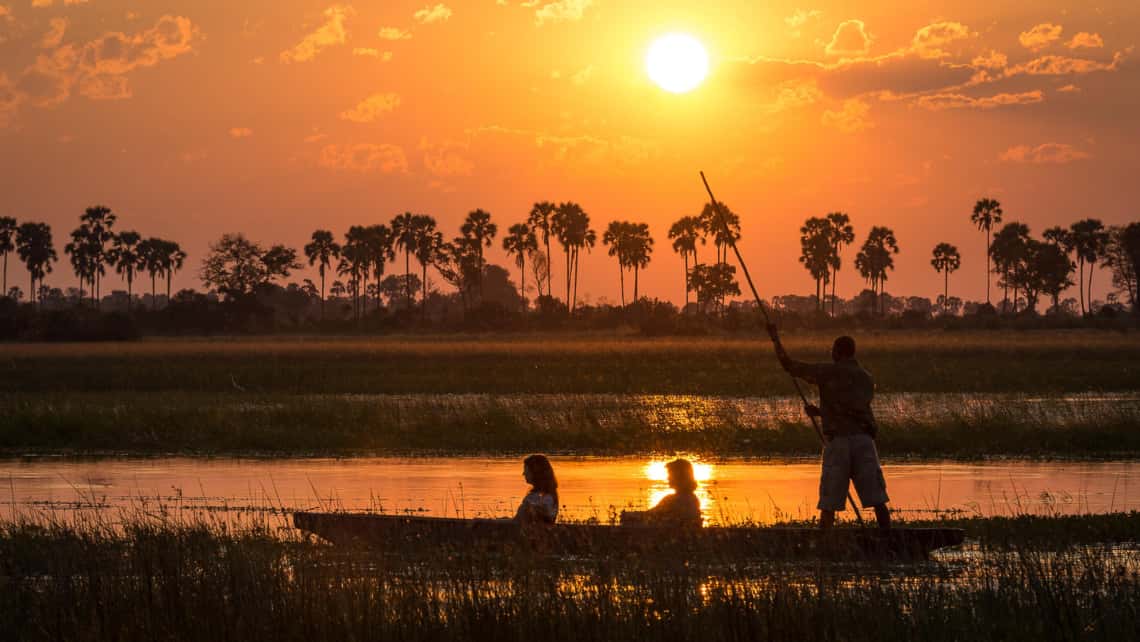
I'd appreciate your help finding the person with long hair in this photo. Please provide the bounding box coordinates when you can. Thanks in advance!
[621,458,702,527]
[515,454,559,523]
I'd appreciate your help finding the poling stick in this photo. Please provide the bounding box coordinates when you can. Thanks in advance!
[699,171,864,523]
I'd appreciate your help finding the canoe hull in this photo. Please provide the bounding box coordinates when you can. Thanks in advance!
[293,512,964,560]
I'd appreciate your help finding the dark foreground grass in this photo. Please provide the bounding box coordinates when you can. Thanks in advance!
[3,391,1138,457]
[0,513,1137,642]
[4,331,1139,395]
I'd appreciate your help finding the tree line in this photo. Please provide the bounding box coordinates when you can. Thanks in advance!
[2,199,1138,322]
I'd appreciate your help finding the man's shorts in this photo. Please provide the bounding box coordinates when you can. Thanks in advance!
[818,433,889,511]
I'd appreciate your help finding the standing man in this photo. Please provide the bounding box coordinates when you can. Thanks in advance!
[766,325,890,530]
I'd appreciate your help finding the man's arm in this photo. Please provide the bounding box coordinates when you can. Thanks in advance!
[766,324,822,384]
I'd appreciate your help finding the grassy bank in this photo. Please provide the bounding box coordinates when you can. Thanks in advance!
[4,331,1138,395]
[0,513,1136,641]
[3,391,1138,457]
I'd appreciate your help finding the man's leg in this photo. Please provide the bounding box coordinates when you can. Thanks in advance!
[819,509,836,529]
[872,504,890,530]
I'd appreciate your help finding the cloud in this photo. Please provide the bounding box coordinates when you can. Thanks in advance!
[825,20,871,56]
[31,0,89,6]
[280,4,354,63]
[1057,84,1080,93]
[339,92,400,122]
[970,50,1007,70]
[821,98,872,132]
[413,4,452,24]
[911,21,974,59]
[1019,23,1062,52]
[1067,32,1104,49]
[319,143,408,173]
[378,27,411,40]
[353,48,393,61]
[40,17,67,49]
[229,127,253,138]
[79,74,131,100]
[534,0,592,26]
[1005,51,1126,76]
[999,143,1090,164]
[914,90,1044,111]
[419,138,474,176]
[785,8,821,37]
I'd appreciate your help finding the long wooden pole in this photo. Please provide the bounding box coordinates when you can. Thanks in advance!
[700,171,864,523]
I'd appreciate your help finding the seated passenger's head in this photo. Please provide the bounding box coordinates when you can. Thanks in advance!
[523,454,558,494]
[832,335,856,362]
[666,459,698,494]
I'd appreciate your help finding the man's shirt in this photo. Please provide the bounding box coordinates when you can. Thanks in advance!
[784,358,877,437]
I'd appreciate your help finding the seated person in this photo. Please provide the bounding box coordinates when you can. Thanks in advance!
[514,454,559,524]
[621,459,702,527]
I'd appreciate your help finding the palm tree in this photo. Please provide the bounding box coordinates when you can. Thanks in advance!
[15,222,57,308]
[79,205,116,306]
[971,198,1003,305]
[855,226,899,316]
[990,222,1031,313]
[137,238,166,310]
[930,243,961,314]
[109,231,143,311]
[391,212,419,310]
[502,223,537,307]
[412,216,441,320]
[527,201,556,297]
[460,209,497,301]
[699,201,740,265]
[668,216,703,308]
[159,240,186,305]
[338,226,371,321]
[64,226,95,303]
[1069,218,1110,315]
[627,222,652,301]
[364,224,394,313]
[799,217,832,312]
[825,212,855,316]
[0,216,16,296]
[603,221,631,306]
[304,230,341,321]
[552,203,595,313]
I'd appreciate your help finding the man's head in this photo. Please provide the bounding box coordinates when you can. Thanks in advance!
[831,335,856,362]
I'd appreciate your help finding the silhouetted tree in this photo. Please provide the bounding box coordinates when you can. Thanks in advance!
[990,222,1031,313]
[825,212,855,316]
[0,216,15,297]
[460,209,497,301]
[688,262,740,316]
[64,227,96,304]
[364,224,394,313]
[338,226,370,320]
[304,230,341,321]
[109,230,144,311]
[379,273,419,308]
[552,202,595,313]
[200,234,298,299]
[502,223,537,307]
[699,201,740,265]
[412,216,442,320]
[668,216,704,308]
[1069,218,1109,315]
[79,206,116,306]
[158,240,186,305]
[138,238,165,310]
[971,198,1003,305]
[855,226,899,316]
[391,212,420,311]
[930,243,961,314]
[434,237,480,312]
[527,201,556,297]
[1103,223,1140,310]
[1023,240,1075,313]
[603,221,631,307]
[799,217,832,312]
[15,222,57,308]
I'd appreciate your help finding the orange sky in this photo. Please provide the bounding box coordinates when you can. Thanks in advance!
[1,1,1138,306]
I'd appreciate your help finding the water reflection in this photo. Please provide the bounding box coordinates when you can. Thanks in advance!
[1,457,1135,528]
[644,457,715,519]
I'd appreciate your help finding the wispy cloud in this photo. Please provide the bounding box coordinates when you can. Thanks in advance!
[534,0,592,27]
[914,90,1044,111]
[353,48,393,61]
[413,4,452,25]
[1067,32,1104,49]
[339,92,401,123]
[999,142,1090,164]
[825,20,871,56]
[319,143,408,173]
[1019,23,1062,52]
[280,5,354,63]
[378,27,411,40]
[821,98,872,132]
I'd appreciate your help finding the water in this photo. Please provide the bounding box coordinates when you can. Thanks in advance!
[2,456,1135,526]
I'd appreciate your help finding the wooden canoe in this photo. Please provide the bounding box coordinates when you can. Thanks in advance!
[293,512,965,560]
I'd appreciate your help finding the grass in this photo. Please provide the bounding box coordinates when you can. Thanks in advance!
[0,511,1136,641]
[3,331,1139,395]
[3,391,1139,457]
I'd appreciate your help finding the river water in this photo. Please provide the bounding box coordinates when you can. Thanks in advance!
[1,456,1135,526]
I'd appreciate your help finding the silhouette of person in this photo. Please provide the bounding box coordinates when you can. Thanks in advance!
[621,458,702,527]
[514,454,559,524]
[766,326,891,530]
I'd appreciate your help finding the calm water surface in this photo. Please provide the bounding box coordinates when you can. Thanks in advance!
[2,457,1135,526]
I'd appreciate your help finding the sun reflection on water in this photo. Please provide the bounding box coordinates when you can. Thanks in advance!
[643,457,716,520]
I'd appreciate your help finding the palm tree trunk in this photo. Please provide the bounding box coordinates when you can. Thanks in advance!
[320,267,326,321]
[545,235,552,298]
[405,250,412,311]
[572,249,580,314]
[1087,260,1096,313]
[421,263,428,322]
[151,272,157,311]
[30,274,35,310]
[944,270,949,313]
[985,227,991,305]
[2,253,6,296]
[1078,259,1085,314]
[126,273,132,312]
[634,265,639,302]
[682,254,689,307]
[520,256,526,311]
[166,271,172,307]
[565,249,572,313]
[619,264,625,307]
[831,264,838,317]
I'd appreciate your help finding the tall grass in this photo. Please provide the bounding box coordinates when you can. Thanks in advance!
[0,510,1136,641]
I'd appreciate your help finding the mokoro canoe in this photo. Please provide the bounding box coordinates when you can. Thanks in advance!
[293,512,965,560]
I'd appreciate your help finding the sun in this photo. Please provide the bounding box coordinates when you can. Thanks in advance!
[646,33,709,94]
